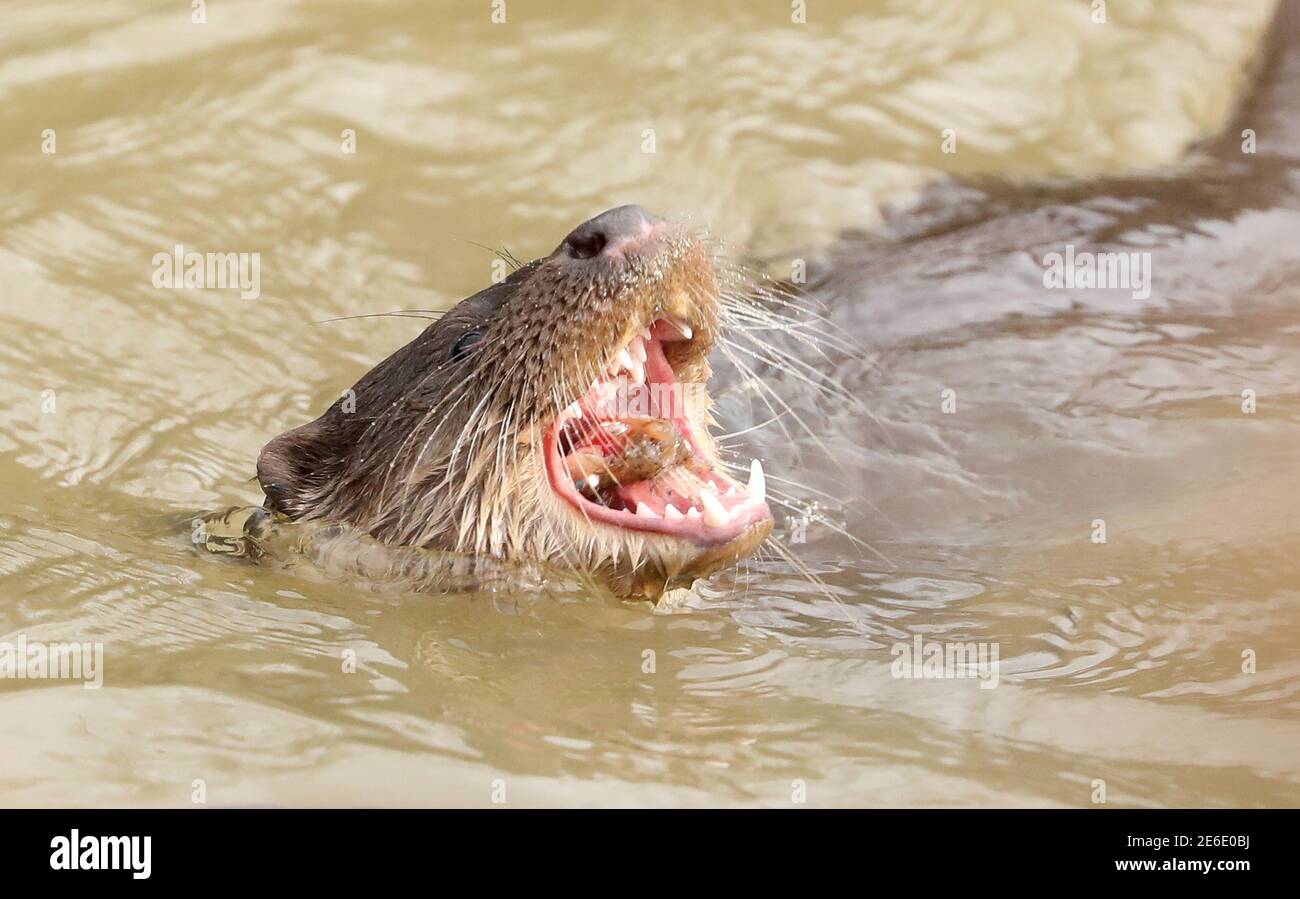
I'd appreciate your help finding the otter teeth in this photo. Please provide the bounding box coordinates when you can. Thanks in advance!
[664,316,693,341]
[664,505,684,522]
[747,458,766,503]
[635,501,660,519]
[698,489,729,527]
[615,348,635,374]
[610,346,645,385]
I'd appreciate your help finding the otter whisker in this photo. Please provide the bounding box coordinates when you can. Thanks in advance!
[708,258,862,359]
[764,536,875,636]
[763,490,890,565]
[718,332,860,406]
[717,299,859,360]
[714,340,835,462]
[714,413,787,442]
[464,239,526,272]
[710,440,889,557]
[717,293,862,361]
[314,310,449,325]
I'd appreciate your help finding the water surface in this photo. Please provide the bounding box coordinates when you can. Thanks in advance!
[1,0,1297,807]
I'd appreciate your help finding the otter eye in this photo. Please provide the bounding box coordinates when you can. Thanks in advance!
[451,329,483,363]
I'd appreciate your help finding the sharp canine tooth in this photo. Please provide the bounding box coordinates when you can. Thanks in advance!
[630,337,647,364]
[724,485,736,498]
[640,326,652,341]
[616,348,635,373]
[747,458,766,503]
[686,507,701,519]
[665,505,684,521]
[566,402,582,418]
[699,490,729,527]
[636,502,660,519]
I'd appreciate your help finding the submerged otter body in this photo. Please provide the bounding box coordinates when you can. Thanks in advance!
[257,206,773,600]
[750,0,1300,550]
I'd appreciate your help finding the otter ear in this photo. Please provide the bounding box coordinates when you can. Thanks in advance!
[256,417,342,518]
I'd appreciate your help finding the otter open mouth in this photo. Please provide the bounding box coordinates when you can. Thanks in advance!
[544,317,770,546]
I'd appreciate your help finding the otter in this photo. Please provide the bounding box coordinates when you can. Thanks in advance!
[255,206,773,601]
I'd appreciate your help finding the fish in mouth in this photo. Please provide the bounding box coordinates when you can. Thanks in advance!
[256,205,773,601]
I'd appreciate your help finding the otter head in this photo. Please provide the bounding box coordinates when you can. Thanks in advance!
[257,205,773,600]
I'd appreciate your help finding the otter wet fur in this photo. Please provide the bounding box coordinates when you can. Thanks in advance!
[255,206,779,601]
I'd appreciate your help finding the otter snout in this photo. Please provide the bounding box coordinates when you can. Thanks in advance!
[560,204,666,261]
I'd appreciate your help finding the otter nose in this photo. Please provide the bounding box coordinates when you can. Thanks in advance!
[562,205,663,260]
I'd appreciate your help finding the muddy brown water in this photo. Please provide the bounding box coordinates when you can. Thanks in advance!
[2,0,1297,806]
